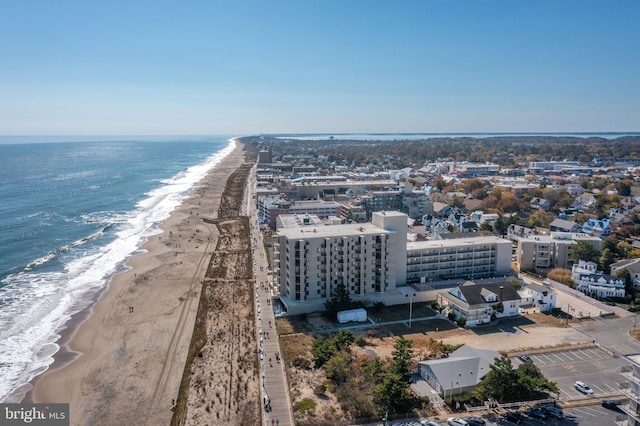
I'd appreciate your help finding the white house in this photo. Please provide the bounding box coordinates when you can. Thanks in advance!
[572,260,625,298]
[418,345,502,399]
[438,281,521,327]
[517,282,557,313]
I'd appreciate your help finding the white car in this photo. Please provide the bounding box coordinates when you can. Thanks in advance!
[447,418,469,426]
[420,421,441,426]
[575,380,594,395]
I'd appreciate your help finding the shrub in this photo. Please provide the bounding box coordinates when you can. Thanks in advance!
[295,398,317,415]
[448,311,456,321]
[292,357,311,369]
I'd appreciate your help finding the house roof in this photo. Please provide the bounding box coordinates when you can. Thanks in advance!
[418,345,502,388]
[525,282,551,294]
[461,281,521,306]
[611,258,640,273]
[550,218,578,231]
[439,281,522,311]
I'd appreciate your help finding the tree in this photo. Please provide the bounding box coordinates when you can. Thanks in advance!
[547,268,574,286]
[569,240,600,264]
[474,357,557,403]
[514,362,558,400]
[599,248,615,273]
[311,330,355,367]
[473,357,518,403]
[324,350,351,384]
[616,268,633,297]
[390,337,414,378]
[372,370,414,414]
[493,217,506,235]
[324,283,355,320]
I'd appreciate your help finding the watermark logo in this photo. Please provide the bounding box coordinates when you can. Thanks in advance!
[1,404,68,426]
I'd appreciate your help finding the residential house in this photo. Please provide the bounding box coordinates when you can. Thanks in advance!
[549,218,581,233]
[572,193,596,210]
[506,224,534,241]
[610,258,640,289]
[418,345,502,400]
[517,282,557,313]
[565,184,584,197]
[572,260,625,298]
[530,197,551,211]
[438,281,522,327]
[582,218,612,237]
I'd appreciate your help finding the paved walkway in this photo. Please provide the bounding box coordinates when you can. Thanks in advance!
[245,165,294,426]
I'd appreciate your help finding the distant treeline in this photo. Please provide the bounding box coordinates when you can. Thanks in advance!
[241,136,640,168]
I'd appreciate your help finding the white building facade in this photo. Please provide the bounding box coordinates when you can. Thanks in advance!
[273,211,407,314]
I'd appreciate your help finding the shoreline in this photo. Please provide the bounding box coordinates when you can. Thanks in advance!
[28,139,247,425]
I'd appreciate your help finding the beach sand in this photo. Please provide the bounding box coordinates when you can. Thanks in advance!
[31,140,248,425]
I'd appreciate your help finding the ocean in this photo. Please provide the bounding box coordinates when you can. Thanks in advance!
[0,135,235,402]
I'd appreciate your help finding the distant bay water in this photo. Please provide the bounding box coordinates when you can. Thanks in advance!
[274,132,640,140]
[0,135,235,402]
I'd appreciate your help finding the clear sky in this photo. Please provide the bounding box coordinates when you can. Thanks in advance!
[1,0,638,135]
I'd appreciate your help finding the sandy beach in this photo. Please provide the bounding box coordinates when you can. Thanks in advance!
[31,139,248,425]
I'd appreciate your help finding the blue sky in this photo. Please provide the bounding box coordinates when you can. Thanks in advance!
[1,1,638,135]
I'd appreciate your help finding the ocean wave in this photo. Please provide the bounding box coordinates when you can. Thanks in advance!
[0,138,236,402]
[23,225,112,271]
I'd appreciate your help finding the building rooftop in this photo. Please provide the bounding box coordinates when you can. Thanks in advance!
[408,235,508,251]
[276,222,388,239]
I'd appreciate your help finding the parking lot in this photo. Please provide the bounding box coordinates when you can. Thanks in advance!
[395,403,624,426]
[512,346,628,401]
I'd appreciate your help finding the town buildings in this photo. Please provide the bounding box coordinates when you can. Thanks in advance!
[513,232,602,274]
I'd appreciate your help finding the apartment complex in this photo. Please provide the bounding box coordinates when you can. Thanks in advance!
[406,235,512,284]
[273,211,515,314]
[258,196,341,228]
[273,211,407,314]
[620,354,640,426]
[513,232,602,274]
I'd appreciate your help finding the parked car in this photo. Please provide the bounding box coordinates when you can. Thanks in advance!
[420,421,441,426]
[601,399,622,411]
[575,380,595,395]
[525,407,546,419]
[447,417,469,426]
[542,405,564,419]
[518,354,533,363]
[464,417,486,426]
[504,411,525,424]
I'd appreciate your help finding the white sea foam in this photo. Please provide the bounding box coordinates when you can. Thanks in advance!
[0,138,236,402]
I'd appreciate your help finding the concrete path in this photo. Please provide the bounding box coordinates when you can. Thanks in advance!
[246,165,294,426]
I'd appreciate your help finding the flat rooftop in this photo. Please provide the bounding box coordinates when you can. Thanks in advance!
[407,235,509,251]
[276,222,388,239]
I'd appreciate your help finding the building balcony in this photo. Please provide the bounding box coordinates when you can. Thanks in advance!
[622,366,640,388]
[618,401,639,424]
[614,416,629,426]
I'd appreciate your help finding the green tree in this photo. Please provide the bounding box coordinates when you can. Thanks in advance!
[569,240,600,264]
[390,337,414,378]
[324,283,354,320]
[493,217,506,235]
[515,362,558,400]
[311,338,335,368]
[372,370,414,414]
[324,351,351,384]
[474,357,557,403]
[473,357,518,403]
[599,248,615,273]
[616,268,633,297]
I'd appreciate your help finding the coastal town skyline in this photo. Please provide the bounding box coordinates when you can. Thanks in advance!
[1,0,639,135]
